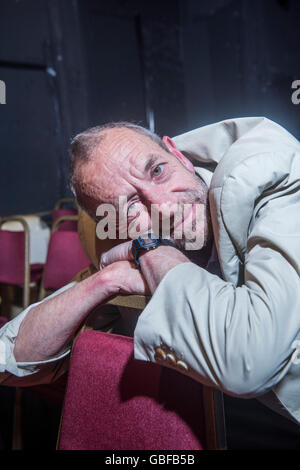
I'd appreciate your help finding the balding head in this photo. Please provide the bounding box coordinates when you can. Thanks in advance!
[70,122,170,207]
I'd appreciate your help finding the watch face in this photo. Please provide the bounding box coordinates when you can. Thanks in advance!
[138,236,158,249]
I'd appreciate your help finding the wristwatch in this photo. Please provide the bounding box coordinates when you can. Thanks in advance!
[131,233,176,268]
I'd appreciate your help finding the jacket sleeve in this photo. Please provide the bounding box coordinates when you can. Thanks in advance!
[133,192,300,398]
[0,282,76,387]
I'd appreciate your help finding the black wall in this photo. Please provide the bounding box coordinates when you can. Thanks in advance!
[181,0,300,135]
[0,0,299,216]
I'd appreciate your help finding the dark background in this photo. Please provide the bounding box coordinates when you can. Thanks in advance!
[0,0,300,451]
[0,0,299,216]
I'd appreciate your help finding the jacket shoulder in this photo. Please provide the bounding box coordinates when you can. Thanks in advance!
[210,147,300,285]
[211,118,299,189]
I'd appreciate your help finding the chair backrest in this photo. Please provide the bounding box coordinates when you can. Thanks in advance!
[58,330,214,450]
[0,316,8,328]
[0,217,33,308]
[78,210,120,271]
[0,230,26,286]
[1,215,50,264]
[42,231,90,291]
[52,209,78,231]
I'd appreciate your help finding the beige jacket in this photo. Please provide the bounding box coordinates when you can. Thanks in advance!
[134,117,300,423]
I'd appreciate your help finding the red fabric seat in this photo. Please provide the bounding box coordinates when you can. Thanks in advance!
[43,231,90,291]
[58,330,207,450]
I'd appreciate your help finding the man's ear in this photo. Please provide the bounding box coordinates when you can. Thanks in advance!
[163,136,195,173]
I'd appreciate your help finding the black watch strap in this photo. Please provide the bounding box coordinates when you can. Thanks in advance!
[132,234,176,268]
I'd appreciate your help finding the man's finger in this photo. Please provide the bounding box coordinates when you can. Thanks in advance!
[99,240,133,269]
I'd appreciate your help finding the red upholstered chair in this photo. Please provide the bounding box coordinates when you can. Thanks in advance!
[39,230,90,299]
[58,330,226,450]
[0,217,43,309]
[52,210,78,232]
[52,198,78,232]
[0,316,8,328]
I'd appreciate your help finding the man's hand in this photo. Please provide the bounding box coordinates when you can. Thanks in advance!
[100,239,190,295]
[100,260,150,296]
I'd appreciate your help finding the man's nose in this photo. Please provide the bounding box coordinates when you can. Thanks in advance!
[137,187,180,228]
[138,186,177,209]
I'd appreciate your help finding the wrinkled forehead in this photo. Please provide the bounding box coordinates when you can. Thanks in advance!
[79,127,167,203]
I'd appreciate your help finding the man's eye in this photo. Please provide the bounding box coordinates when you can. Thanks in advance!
[152,164,163,177]
[128,201,142,217]
[127,203,137,217]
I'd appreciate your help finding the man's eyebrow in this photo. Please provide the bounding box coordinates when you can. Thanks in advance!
[144,154,161,173]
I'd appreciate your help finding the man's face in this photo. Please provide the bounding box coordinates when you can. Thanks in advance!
[77,128,209,250]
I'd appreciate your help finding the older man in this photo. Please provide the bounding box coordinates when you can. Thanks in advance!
[1,117,300,434]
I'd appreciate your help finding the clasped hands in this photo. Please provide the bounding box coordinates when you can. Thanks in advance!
[98,238,189,298]
[98,239,149,296]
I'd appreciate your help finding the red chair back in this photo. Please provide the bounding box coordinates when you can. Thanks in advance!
[58,330,207,450]
[43,231,90,291]
[0,316,8,328]
[53,209,78,231]
[0,230,27,285]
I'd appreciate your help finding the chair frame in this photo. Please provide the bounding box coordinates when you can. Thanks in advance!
[54,198,78,211]
[52,214,79,233]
